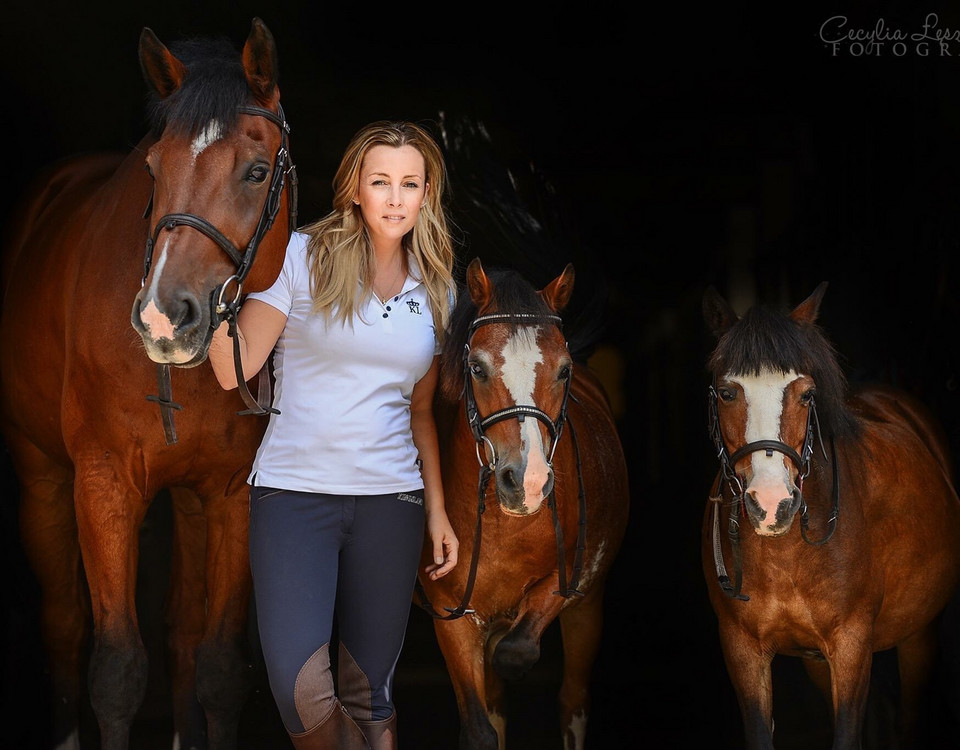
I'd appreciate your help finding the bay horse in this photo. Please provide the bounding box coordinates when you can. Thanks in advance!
[416,258,630,750]
[0,18,295,750]
[702,281,960,749]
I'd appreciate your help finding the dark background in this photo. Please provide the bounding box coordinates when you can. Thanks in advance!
[5,1,960,748]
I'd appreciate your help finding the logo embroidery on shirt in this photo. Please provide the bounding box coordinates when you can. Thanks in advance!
[406,300,421,315]
[397,492,424,506]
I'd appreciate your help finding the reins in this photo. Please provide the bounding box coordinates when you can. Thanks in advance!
[707,383,839,600]
[415,312,587,620]
[142,103,298,444]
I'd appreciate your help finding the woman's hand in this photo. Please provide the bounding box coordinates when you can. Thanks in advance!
[424,508,458,580]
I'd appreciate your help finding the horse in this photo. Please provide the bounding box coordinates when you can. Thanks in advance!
[701,281,960,749]
[0,18,295,750]
[415,257,630,750]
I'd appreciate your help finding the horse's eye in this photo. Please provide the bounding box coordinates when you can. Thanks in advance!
[468,361,486,381]
[718,387,735,402]
[144,163,154,179]
[800,389,816,406]
[247,164,269,184]
[558,364,572,382]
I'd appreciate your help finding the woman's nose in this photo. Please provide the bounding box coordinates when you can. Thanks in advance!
[387,189,403,207]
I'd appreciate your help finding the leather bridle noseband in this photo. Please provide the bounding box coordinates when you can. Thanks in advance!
[415,311,587,620]
[142,103,298,444]
[707,381,838,601]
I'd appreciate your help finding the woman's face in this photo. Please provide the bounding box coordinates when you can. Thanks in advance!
[354,144,428,249]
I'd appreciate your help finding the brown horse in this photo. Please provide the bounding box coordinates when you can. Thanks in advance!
[416,258,630,750]
[0,19,295,750]
[702,282,960,749]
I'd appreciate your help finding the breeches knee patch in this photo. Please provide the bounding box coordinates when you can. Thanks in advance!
[294,643,337,731]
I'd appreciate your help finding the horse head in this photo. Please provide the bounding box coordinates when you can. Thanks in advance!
[461,258,575,515]
[130,17,295,367]
[704,282,831,537]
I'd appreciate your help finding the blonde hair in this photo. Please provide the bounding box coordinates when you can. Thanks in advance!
[299,120,456,338]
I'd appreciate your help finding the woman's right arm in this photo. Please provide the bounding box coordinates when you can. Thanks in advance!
[207,299,288,390]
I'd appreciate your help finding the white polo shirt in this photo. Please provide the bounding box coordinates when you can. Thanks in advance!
[246,231,441,494]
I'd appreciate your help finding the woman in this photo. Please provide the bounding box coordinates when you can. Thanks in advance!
[209,120,459,749]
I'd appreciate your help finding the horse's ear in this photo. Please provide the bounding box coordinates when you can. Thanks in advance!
[702,285,738,338]
[539,263,575,313]
[790,281,829,325]
[243,17,280,106]
[466,257,494,312]
[139,27,187,100]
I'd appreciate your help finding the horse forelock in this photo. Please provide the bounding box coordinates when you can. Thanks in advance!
[146,37,249,139]
[709,303,860,439]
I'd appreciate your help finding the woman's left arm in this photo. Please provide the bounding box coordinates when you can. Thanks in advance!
[410,356,459,580]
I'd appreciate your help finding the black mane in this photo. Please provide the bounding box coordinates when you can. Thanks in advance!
[438,266,555,404]
[145,36,250,138]
[708,302,861,440]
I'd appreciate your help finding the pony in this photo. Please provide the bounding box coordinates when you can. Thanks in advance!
[0,18,295,750]
[702,281,960,749]
[415,257,630,750]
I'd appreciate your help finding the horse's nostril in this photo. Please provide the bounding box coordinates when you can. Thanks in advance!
[172,294,202,330]
[498,466,520,494]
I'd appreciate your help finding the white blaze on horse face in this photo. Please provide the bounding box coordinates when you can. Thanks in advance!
[191,119,223,161]
[139,249,177,341]
[733,367,801,534]
[502,327,552,511]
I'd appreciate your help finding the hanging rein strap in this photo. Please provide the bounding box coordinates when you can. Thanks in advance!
[142,103,297,443]
[415,462,491,620]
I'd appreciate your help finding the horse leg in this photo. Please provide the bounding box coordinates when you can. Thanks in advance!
[192,480,253,750]
[895,621,939,747]
[166,486,209,750]
[801,656,833,719]
[556,586,606,750]
[716,621,775,750]
[483,619,510,748]
[824,628,873,750]
[434,616,500,750]
[73,466,150,750]
[10,435,86,749]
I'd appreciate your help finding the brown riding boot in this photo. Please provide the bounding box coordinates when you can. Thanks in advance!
[288,700,371,749]
[356,711,398,750]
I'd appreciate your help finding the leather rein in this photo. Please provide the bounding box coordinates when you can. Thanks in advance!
[141,103,298,444]
[707,382,838,601]
[416,312,588,620]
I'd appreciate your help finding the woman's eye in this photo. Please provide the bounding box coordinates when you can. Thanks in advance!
[247,164,269,183]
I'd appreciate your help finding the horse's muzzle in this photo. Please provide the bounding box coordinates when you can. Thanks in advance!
[131,289,212,367]
[744,486,802,536]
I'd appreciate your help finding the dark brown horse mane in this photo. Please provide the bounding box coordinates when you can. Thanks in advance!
[438,265,555,404]
[708,302,861,441]
[145,35,250,138]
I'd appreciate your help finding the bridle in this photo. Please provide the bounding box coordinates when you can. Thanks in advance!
[142,103,298,444]
[415,312,587,620]
[706,380,839,601]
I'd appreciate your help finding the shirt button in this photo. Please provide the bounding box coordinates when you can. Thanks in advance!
[385,305,392,311]
[382,312,389,319]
